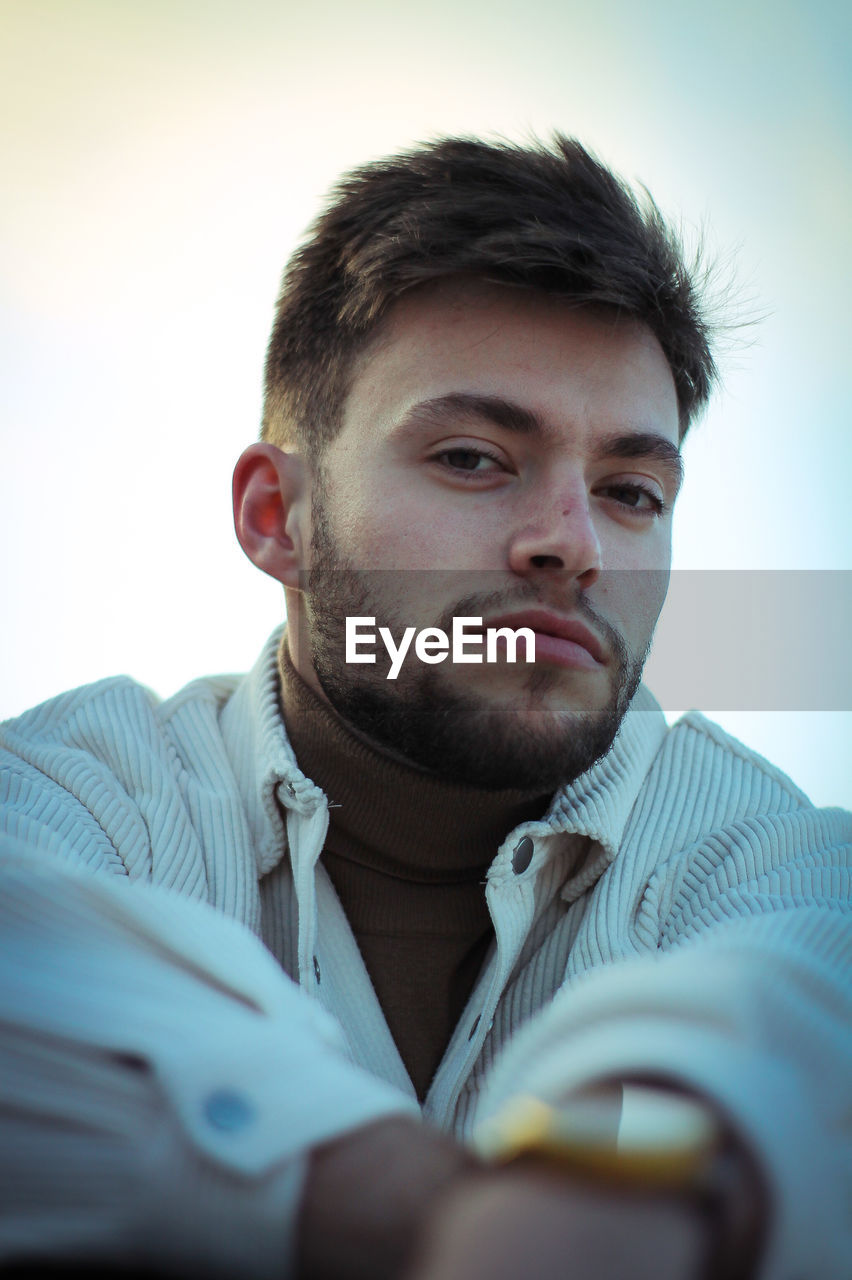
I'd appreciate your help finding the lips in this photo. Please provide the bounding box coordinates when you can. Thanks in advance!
[481,609,607,669]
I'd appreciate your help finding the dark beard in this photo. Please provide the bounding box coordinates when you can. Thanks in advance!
[299,492,646,792]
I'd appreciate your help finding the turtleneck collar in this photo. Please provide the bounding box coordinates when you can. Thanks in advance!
[277,638,551,882]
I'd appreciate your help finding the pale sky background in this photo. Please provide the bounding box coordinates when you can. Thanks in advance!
[2,0,850,806]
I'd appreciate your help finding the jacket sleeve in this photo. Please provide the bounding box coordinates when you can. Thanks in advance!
[474,804,852,1280]
[0,816,419,1278]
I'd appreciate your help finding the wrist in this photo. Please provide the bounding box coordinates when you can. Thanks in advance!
[407,1163,711,1280]
[473,1084,768,1280]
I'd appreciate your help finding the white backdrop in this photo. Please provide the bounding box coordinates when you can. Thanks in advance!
[2,0,850,805]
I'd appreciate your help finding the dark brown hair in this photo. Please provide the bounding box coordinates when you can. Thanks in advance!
[262,134,716,454]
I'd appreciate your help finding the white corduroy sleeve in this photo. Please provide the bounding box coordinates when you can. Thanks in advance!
[0,834,419,1279]
[474,810,852,1280]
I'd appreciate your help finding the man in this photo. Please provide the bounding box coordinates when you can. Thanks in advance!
[1,136,849,1280]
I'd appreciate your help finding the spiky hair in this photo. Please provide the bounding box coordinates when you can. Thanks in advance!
[262,134,715,453]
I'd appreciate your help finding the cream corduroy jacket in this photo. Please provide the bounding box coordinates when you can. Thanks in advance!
[1,626,850,1279]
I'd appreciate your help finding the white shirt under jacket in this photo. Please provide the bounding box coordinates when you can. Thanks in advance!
[0,626,849,1279]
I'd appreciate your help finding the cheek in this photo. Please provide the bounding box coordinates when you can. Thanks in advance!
[596,567,670,652]
[636,572,670,640]
[321,468,417,566]
[352,503,430,567]
[343,492,482,570]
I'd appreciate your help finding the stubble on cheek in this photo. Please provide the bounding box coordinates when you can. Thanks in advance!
[301,478,663,787]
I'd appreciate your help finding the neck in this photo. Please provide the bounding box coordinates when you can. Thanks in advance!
[277,633,551,1099]
[277,636,550,877]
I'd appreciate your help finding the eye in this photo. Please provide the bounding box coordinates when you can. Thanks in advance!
[430,446,505,476]
[596,480,666,518]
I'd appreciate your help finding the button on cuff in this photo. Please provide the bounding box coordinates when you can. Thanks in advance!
[203,1089,256,1133]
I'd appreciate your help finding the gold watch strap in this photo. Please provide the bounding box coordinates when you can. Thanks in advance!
[473,1086,766,1280]
[473,1086,722,1191]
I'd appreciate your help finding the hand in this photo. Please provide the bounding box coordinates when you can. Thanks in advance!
[297,1115,475,1280]
[404,1164,711,1280]
[297,1106,765,1280]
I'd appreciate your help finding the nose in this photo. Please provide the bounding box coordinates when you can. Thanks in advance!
[507,481,602,589]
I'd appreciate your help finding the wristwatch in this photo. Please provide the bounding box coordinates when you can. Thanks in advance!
[474,1085,719,1187]
[473,1084,765,1279]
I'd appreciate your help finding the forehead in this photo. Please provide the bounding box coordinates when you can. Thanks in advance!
[338,278,680,451]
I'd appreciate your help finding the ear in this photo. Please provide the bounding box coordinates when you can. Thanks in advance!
[232,443,309,590]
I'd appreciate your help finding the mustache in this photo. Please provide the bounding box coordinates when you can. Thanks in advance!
[438,582,626,664]
[303,564,653,675]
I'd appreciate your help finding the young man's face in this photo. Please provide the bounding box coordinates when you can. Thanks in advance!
[294,278,681,790]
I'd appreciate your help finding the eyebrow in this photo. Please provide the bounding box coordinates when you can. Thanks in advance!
[397,392,684,491]
[594,431,684,491]
[400,392,542,437]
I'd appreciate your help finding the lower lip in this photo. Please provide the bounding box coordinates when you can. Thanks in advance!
[529,631,602,671]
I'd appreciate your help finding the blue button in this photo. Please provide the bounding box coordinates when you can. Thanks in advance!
[203,1089,256,1133]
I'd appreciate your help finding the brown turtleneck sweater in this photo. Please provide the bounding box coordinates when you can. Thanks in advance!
[278,643,550,1101]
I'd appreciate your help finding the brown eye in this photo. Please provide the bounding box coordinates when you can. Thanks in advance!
[610,485,645,507]
[443,449,485,471]
[432,446,503,474]
[597,482,665,517]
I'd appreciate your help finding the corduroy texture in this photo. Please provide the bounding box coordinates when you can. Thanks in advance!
[0,624,850,1278]
[278,641,549,1098]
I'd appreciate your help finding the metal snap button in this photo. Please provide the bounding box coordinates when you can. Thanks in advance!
[512,835,534,874]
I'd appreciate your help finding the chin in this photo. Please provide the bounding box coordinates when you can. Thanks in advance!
[445,665,613,719]
[317,656,630,793]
